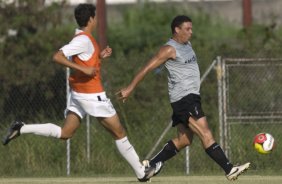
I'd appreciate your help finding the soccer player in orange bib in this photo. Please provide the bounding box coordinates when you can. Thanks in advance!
[3,3,154,182]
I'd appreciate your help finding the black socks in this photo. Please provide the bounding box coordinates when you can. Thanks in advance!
[150,140,179,166]
[149,141,233,174]
[205,142,233,174]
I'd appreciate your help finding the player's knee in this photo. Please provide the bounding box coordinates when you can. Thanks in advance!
[184,139,192,147]
[60,130,74,140]
[61,135,73,140]
[175,136,192,149]
[187,139,193,146]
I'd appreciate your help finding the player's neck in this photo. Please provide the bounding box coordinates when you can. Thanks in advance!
[172,37,187,45]
[81,26,94,35]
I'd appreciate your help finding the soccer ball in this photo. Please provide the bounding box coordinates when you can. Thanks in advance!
[253,133,275,154]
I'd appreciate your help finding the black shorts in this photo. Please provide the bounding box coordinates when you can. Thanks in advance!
[171,93,205,127]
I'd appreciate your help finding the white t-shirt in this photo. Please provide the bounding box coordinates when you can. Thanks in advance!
[60,29,95,61]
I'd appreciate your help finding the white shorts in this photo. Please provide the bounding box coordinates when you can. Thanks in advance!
[66,91,116,119]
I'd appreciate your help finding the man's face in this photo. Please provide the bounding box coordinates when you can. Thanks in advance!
[176,21,193,43]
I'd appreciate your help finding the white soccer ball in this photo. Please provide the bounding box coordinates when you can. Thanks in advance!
[253,133,275,154]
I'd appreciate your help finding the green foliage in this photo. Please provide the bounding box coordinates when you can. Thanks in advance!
[0,0,74,121]
[108,3,174,55]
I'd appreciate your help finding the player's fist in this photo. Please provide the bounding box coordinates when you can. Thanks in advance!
[83,67,96,76]
[100,46,112,59]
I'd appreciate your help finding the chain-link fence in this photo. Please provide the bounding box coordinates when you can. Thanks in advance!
[1,57,281,177]
[217,57,282,175]
[0,70,67,177]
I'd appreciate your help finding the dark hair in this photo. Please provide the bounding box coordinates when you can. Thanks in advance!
[74,4,96,28]
[171,15,192,34]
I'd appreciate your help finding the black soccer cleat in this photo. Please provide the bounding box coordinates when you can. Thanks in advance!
[137,164,156,182]
[2,121,25,145]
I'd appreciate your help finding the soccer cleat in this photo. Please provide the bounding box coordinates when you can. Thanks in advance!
[137,165,155,182]
[2,121,25,145]
[142,160,164,177]
[226,162,250,181]
[153,161,163,176]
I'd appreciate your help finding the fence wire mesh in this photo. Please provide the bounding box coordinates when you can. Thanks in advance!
[218,58,282,175]
[0,58,281,177]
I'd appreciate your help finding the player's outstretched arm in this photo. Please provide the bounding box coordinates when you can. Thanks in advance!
[117,45,175,103]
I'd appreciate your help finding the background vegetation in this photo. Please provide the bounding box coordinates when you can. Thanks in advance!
[0,0,281,177]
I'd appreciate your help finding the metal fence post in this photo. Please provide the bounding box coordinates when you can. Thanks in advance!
[66,67,71,176]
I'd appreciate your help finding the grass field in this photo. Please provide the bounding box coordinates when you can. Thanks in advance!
[0,176,281,184]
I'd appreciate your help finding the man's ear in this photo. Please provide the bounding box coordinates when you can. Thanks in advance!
[175,27,180,34]
[88,17,92,24]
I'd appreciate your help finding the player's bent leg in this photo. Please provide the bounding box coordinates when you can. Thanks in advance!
[146,124,193,177]
[60,111,81,139]
[226,162,251,181]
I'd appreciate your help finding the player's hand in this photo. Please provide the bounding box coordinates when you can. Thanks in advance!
[82,66,96,76]
[100,46,112,59]
[116,86,133,103]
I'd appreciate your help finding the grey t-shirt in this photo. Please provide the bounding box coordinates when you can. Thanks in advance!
[164,39,200,103]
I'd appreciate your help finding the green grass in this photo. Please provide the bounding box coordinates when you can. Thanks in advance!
[0,176,282,184]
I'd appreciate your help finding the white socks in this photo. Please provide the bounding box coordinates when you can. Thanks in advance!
[20,123,61,138]
[115,136,145,179]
